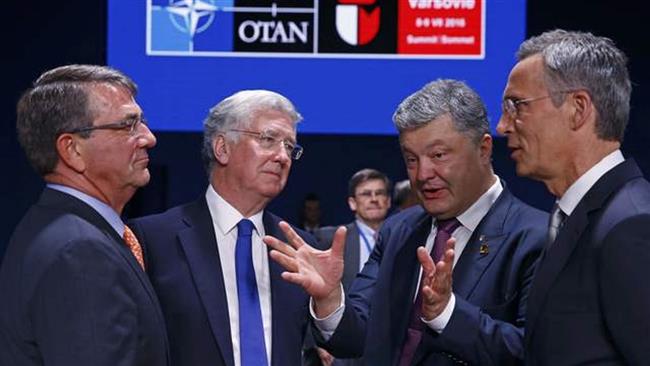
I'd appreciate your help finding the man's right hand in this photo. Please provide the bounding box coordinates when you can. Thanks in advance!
[263,221,347,317]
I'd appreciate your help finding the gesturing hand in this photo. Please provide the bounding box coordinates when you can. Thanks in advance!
[418,237,456,320]
[263,221,347,317]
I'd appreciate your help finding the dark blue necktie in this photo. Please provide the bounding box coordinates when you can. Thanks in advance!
[235,219,268,366]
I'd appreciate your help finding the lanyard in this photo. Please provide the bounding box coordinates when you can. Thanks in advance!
[357,223,374,254]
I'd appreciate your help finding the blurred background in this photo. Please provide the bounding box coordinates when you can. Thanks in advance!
[2,0,647,259]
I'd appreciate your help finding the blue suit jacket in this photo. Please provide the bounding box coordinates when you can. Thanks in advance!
[130,197,319,366]
[0,188,170,366]
[525,159,650,365]
[319,186,547,365]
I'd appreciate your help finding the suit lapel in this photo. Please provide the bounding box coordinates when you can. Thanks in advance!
[389,212,433,351]
[264,213,306,366]
[343,223,361,287]
[525,159,643,346]
[452,189,512,299]
[40,188,163,317]
[177,199,235,366]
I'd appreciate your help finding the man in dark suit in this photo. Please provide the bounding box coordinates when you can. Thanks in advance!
[265,79,547,365]
[317,168,392,291]
[130,90,318,366]
[310,168,392,365]
[0,65,169,365]
[497,29,650,365]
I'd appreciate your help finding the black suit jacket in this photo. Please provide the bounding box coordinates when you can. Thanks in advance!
[316,222,362,291]
[525,159,650,365]
[130,197,320,366]
[0,188,170,366]
[318,187,547,365]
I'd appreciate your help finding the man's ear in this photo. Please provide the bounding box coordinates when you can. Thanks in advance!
[55,133,86,173]
[478,133,493,164]
[569,90,594,131]
[213,134,230,165]
[348,196,358,212]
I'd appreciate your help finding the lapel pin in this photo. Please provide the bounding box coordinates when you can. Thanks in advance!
[478,235,489,255]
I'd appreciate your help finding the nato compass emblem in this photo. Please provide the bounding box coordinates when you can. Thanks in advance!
[148,0,316,55]
[149,0,234,53]
[167,0,217,37]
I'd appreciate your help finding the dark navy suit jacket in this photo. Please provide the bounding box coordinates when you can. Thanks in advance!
[130,197,319,366]
[525,159,650,365]
[0,188,170,366]
[318,186,547,365]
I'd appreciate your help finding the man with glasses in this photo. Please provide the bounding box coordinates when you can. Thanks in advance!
[130,89,319,366]
[497,29,650,365]
[306,168,392,366]
[265,79,547,365]
[0,64,168,365]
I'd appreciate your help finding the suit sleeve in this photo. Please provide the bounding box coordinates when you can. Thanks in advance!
[310,229,384,358]
[599,215,650,365]
[30,238,143,366]
[420,230,544,366]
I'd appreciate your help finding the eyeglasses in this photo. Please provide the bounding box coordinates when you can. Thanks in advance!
[502,90,576,120]
[65,117,148,136]
[229,128,303,160]
[356,189,388,199]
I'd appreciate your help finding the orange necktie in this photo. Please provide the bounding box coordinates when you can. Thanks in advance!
[123,225,145,270]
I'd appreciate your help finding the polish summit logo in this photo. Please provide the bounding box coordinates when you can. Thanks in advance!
[147,0,485,58]
[335,0,380,46]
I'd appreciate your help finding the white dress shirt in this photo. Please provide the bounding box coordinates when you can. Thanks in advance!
[422,176,503,332]
[356,220,377,270]
[205,185,272,366]
[314,176,503,337]
[555,150,624,216]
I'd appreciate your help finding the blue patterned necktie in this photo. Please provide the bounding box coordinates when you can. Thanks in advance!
[235,219,268,366]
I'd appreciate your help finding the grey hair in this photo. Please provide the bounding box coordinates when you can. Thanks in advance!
[392,79,489,144]
[517,29,631,141]
[201,89,302,172]
[16,64,137,175]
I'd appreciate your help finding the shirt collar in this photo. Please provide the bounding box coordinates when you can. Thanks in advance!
[434,175,503,231]
[355,219,376,238]
[557,150,624,216]
[205,184,265,236]
[46,183,125,236]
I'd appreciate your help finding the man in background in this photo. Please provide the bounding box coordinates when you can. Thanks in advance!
[309,168,392,365]
[300,192,322,234]
[497,29,650,365]
[130,90,320,366]
[392,179,419,213]
[317,168,391,291]
[0,64,168,365]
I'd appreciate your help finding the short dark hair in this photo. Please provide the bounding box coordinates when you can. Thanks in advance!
[348,168,391,197]
[16,64,137,175]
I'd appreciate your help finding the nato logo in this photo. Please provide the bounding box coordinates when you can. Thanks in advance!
[149,0,234,53]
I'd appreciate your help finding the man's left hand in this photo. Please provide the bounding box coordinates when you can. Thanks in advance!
[418,237,456,320]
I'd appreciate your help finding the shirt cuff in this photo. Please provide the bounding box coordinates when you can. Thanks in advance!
[422,293,455,333]
[310,285,346,340]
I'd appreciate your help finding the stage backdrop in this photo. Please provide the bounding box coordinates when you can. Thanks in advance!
[108,0,526,134]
